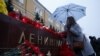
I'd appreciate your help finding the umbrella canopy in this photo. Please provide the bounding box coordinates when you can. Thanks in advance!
[53,3,86,25]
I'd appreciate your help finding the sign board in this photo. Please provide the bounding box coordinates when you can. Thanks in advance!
[0,14,63,56]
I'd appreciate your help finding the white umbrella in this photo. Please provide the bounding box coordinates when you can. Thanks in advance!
[53,3,86,24]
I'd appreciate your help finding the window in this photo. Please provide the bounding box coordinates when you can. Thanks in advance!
[18,0,24,4]
[35,7,39,13]
[35,7,42,16]
[39,10,43,16]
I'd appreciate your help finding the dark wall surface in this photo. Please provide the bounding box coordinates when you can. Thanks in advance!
[0,14,63,56]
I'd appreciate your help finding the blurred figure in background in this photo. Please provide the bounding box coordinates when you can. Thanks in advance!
[89,36,100,56]
[0,0,8,15]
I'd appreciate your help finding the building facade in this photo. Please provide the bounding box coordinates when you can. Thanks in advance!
[11,0,64,32]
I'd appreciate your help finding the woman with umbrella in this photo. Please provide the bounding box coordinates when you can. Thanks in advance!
[64,16,95,56]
